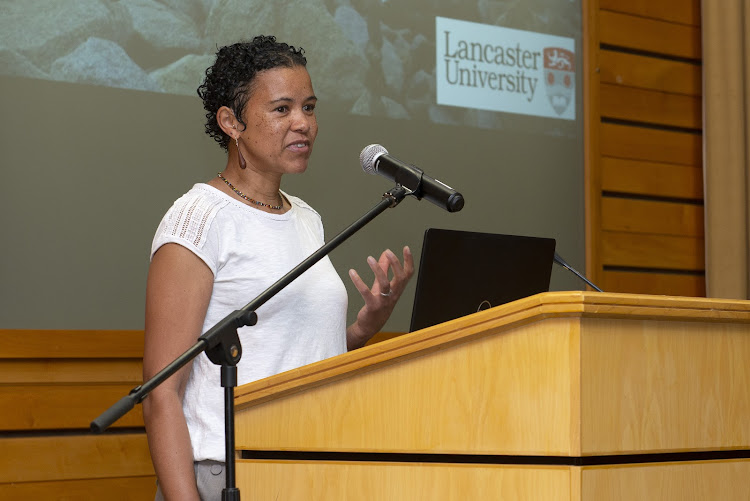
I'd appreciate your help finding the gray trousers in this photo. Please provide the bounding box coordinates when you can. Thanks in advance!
[154,460,225,501]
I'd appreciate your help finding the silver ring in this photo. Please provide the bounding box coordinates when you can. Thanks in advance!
[380,290,392,297]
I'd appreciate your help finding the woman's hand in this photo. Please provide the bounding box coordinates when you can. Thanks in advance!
[346,246,414,350]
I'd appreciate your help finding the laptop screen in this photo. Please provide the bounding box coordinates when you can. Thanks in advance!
[409,228,556,332]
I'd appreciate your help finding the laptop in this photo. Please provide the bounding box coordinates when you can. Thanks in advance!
[409,228,556,332]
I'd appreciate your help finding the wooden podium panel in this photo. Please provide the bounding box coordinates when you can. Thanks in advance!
[238,315,580,455]
[580,317,750,454]
[580,459,750,500]
[235,459,750,501]
[236,460,573,500]
[235,292,750,455]
[233,292,750,499]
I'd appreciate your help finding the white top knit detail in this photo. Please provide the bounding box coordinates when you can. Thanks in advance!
[151,184,348,461]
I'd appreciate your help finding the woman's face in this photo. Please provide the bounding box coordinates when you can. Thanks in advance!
[238,65,318,176]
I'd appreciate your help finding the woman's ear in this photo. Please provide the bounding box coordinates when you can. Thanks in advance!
[216,106,239,138]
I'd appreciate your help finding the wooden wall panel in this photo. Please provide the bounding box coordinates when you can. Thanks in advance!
[0,476,157,501]
[586,0,704,296]
[0,434,154,483]
[601,231,704,271]
[600,84,701,129]
[0,359,142,384]
[601,198,703,237]
[600,123,700,166]
[600,50,700,96]
[0,330,155,499]
[601,270,705,297]
[0,329,144,358]
[601,158,702,200]
[599,10,701,59]
[0,384,145,430]
[598,0,700,25]
[0,330,147,431]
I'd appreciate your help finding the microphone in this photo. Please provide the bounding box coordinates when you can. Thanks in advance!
[553,252,603,292]
[359,144,465,212]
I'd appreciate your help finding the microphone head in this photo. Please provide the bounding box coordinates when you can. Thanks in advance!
[359,144,388,174]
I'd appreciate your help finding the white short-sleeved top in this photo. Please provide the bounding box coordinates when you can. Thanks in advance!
[151,183,348,461]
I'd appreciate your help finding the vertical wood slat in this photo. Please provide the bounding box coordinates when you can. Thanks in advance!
[583,0,603,282]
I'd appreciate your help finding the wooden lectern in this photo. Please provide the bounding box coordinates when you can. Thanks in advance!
[233,292,750,500]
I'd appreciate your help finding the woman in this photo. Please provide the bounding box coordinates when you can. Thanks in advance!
[143,36,413,500]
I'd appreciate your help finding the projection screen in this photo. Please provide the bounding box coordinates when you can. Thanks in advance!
[0,0,584,331]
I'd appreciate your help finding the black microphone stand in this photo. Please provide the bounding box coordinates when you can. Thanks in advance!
[91,185,411,500]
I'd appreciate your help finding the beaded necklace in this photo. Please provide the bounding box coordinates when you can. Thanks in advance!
[217,172,283,210]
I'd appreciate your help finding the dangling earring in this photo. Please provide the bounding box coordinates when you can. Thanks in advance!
[235,135,246,169]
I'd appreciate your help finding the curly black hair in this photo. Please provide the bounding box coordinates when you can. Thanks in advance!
[197,35,307,150]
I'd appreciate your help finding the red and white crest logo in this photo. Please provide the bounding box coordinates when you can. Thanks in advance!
[543,47,575,116]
